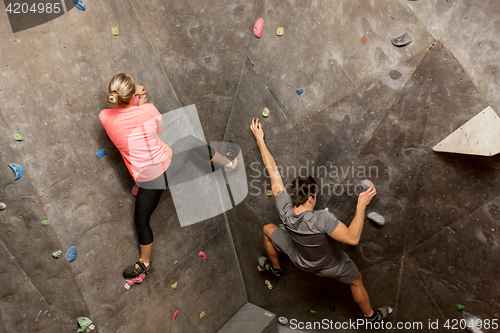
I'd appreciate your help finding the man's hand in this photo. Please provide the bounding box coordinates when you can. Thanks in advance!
[250,118,265,143]
[135,84,147,96]
[358,184,376,208]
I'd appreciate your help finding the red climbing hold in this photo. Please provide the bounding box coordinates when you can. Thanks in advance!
[132,184,139,196]
[199,251,207,260]
[253,18,264,38]
[173,310,179,319]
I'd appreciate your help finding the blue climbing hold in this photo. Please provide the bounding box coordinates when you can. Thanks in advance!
[8,163,24,181]
[96,149,106,158]
[73,0,86,11]
[296,89,304,96]
[67,246,77,262]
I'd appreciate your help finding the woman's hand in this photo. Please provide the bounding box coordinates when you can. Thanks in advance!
[135,84,147,95]
[250,118,265,143]
[138,95,148,105]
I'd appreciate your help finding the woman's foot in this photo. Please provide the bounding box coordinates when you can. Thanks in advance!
[122,258,151,278]
[223,141,240,170]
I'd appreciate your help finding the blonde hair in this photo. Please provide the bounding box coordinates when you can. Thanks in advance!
[107,73,135,106]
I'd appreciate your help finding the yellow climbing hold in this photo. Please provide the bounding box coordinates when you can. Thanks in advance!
[200,311,206,319]
[111,27,119,36]
[277,27,284,36]
[263,107,270,118]
[171,282,178,290]
[266,190,273,197]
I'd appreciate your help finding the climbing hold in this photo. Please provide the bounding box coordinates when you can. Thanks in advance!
[262,107,270,118]
[77,317,94,332]
[324,207,329,212]
[124,273,145,289]
[266,190,273,197]
[200,311,206,319]
[362,38,367,43]
[329,304,336,312]
[67,246,77,262]
[463,312,484,333]
[8,163,24,181]
[171,282,178,290]
[199,251,207,260]
[73,0,86,11]
[41,220,50,227]
[132,184,139,196]
[111,27,119,36]
[367,212,385,226]
[278,316,288,325]
[265,280,273,290]
[0,203,6,210]
[279,224,285,230]
[96,149,106,158]
[133,94,144,106]
[173,310,179,319]
[253,18,264,38]
[14,133,24,141]
[360,179,374,191]
[296,89,304,96]
[52,250,62,259]
[457,304,466,311]
[310,310,317,314]
[391,32,413,47]
[277,27,284,36]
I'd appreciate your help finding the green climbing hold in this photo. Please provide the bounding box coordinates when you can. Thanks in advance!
[279,224,285,230]
[52,250,63,259]
[77,317,94,332]
[310,310,317,314]
[41,220,50,227]
[457,304,465,311]
[14,133,24,141]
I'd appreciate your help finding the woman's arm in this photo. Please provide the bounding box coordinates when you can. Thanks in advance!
[157,118,164,134]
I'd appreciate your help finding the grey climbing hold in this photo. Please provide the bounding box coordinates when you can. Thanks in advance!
[0,203,6,210]
[391,32,413,47]
[367,212,385,226]
[463,312,484,333]
[278,316,288,325]
[360,179,373,191]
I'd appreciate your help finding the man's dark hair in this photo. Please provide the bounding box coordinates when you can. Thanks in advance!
[290,176,317,207]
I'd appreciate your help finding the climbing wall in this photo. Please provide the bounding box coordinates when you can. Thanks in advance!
[0,0,249,332]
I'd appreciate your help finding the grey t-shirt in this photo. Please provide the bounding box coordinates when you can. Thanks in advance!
[275,190,343,270]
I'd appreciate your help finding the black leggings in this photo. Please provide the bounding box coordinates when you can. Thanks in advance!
[134,135,216,245]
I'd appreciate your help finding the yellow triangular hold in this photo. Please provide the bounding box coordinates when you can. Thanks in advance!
[433,106,500,156]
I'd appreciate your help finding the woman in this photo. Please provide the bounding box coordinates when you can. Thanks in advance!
[100,73,238,278]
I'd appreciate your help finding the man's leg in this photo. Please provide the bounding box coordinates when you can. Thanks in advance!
[349,273,374,317]
[263,224,281,269]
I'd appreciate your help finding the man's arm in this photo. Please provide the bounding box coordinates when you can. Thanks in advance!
[250,118,285,195]
[329,184,376,245]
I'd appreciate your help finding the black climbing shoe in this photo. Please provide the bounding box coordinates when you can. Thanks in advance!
[223,141,240,171]
[257,256,283,277]
[123,259,152,279]
[365,305,393,323]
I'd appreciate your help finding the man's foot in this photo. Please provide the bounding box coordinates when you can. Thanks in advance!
[365,305,393,323]
[122,259,151,279]
[257,256,282,277]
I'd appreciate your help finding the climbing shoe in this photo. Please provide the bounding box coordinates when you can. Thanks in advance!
[123,259,152,279]
[365,305,393,323]
[257,256,282,277]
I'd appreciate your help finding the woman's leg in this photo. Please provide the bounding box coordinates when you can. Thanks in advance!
[134,186,164,263]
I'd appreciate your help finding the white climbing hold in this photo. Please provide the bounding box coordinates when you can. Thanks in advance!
[367,212,385,226]
[433,106,500,156]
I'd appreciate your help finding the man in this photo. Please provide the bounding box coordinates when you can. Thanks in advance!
[250,118,391,322]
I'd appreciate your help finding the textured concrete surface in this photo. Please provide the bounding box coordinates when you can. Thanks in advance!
[1,0,500,332]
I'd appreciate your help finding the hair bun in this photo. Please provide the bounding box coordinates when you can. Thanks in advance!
[107,91,120,105]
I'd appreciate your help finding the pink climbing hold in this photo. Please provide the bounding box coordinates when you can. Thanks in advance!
[253,18,264,38]
[125,273,145,286]
[199,251,207,260]
[132,184,139,196]
[173,310,179,319]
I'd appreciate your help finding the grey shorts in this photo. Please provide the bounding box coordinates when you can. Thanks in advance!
[271,228,359,284]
